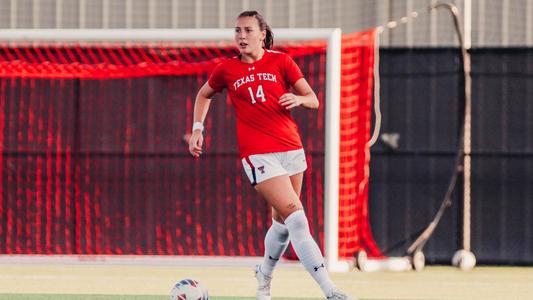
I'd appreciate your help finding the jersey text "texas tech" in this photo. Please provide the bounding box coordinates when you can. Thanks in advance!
[233,73,277,90]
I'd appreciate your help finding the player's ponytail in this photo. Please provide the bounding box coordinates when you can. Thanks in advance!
[264,25,273,50]
[238,11,274,49]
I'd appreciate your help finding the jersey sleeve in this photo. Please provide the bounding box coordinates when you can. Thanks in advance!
[207,62,226,92]
[283,54,304,87]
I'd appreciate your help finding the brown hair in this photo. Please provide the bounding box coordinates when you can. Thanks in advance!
[238,11,273,49]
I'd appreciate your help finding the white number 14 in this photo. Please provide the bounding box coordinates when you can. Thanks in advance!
[247,85,266,104]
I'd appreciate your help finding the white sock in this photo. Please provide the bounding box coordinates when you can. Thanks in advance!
[260,219,290,277]
[284,210,336,297]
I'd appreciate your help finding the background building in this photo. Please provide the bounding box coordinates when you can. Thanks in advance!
[1,0,532,46]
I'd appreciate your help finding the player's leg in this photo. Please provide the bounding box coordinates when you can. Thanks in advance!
[258,210,289,278]
[244,152,356,299]
[254,208,288,300]
[258,173,302,278]
[242,154,294,300]
[255,175,341,298]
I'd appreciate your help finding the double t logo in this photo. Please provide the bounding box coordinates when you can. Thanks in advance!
[258,166,265,174]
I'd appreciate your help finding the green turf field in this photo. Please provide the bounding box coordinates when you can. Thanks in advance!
[0,261,532,300]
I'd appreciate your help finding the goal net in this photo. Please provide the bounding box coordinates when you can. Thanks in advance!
[0,29,381,269]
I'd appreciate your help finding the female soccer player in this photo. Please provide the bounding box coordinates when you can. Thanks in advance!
[188,11,357,300]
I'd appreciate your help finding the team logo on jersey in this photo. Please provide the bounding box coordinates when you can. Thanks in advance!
[257,166,265,174]
[248,66,255,71]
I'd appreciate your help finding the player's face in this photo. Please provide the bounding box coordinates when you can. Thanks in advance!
[234,16,266,56]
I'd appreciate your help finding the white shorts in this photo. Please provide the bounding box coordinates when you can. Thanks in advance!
[241,148,308,186]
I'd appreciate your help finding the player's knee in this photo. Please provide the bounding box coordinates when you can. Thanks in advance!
[279,204,303,221]
[284,209,309,233]
[270,218,289,237]
[271,208,284,224]
[272,214,284,224]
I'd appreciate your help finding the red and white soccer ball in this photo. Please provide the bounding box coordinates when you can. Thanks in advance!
[169,279,209,300]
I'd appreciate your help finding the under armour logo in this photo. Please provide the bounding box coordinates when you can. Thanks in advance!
[268,255,279,261]
[313,263,325,272]
[248,66,255,71]
[258,166,265,174]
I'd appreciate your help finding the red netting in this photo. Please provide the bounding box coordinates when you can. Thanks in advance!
[339,31,382,258]
[0,42,325,78]
[0,32,381,258]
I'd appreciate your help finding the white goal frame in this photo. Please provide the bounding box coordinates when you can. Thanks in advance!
[0,28,349,272]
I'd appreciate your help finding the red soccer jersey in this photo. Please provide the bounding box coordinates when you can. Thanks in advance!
[208,50,305,158]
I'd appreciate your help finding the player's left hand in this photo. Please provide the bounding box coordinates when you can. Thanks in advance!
[279,93,302,110]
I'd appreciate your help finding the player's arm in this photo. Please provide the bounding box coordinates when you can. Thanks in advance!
[279,78,319,110]
[189,82,216,157]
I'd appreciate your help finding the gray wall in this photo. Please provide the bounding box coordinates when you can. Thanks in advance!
[370,48,533,264]
[1,0,532,46]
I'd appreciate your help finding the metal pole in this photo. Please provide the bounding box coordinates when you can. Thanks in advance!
[324,28,347,272]
[430,1,474,256]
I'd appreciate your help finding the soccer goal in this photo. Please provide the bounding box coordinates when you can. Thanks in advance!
[0,28,380,272]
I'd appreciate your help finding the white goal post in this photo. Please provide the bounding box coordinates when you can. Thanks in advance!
[0,28,348,272]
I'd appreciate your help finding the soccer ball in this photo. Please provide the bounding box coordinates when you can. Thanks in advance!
[169,279,209,300]
[452,249,476,271]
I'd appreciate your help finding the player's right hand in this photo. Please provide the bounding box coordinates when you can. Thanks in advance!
[188,131,204,157]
